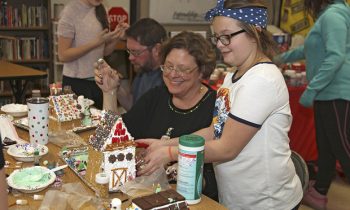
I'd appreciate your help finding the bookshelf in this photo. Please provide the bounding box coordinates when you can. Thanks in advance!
[52,20,63,83]
[0,0,52,102]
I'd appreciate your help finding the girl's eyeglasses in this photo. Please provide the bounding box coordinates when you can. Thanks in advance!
[210,29,245,46]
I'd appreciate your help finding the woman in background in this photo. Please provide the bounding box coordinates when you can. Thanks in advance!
[138,0,303,209]
[58,0,125,109]
[276,0,350,209]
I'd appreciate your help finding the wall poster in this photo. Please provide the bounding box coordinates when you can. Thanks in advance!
[149,0,216,24]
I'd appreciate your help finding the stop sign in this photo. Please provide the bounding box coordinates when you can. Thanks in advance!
[108,7,128,31]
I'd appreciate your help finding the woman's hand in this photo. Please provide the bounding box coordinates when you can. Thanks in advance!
[110,23,129,41]
[94,61,120,93]
[94,29,111,45]
[95,24,127,45]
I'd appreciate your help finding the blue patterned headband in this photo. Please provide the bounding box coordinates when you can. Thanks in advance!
[205,0,268,28]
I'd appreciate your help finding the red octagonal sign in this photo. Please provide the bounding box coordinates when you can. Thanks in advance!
[108,7,128,31]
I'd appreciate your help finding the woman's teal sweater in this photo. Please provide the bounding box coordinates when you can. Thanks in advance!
[279,0,350,107]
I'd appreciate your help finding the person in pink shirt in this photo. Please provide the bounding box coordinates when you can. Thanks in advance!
[58,0,126,109]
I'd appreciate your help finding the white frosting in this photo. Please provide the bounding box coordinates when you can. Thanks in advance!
[1,104,28,112]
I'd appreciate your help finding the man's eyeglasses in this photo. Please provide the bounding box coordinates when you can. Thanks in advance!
[126,47,150,57]
[160,64,198,77]
[210,29,246,46]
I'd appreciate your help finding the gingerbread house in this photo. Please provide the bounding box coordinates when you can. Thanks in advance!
[89,110,136,192]
[50,94,81,122]
[127,189,189,210]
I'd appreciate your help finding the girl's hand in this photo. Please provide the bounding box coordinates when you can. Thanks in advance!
[96,29,110,45]
[110,23,129,41]
[136,138,169,153]
[137,145,170,176]
[136,139,171,176]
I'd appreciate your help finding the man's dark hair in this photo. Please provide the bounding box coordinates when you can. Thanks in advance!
[125,18,167,47]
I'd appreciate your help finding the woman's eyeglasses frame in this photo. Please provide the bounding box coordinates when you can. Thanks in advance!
[160,64,198,77]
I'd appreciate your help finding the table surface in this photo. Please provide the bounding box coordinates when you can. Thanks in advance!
[0,60,47,80]
[5,117,227,210]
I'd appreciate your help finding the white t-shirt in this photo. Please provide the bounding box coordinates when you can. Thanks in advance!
[58,0,105,79]
[213,63,302,210]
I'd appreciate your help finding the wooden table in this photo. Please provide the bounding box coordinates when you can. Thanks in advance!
[4,118,227,210]
[0,60,47,103]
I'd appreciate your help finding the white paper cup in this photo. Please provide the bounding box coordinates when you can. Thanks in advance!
[27,97,49,145]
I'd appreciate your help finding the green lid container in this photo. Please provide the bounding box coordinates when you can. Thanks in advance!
[179,134,204,147]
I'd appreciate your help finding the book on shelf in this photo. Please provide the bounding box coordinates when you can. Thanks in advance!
[0,0,51,101]
[0,0,8,26]
[21,4,27,27]
[0,0,48,28]
[0,36,47,61]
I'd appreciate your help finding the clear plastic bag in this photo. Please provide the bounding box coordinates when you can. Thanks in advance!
[39,182,101,210]
[49,130,87,148]
[120,167,170,198]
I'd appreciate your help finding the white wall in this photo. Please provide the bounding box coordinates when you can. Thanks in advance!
[149,0,216,24]
[51,0,130,19]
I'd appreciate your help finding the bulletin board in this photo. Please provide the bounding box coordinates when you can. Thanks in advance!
[149,0,216,24]
[280,0,313,36]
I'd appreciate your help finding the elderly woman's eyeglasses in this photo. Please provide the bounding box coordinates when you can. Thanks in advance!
[160,64,198,77]
[126,47,150,57]
[210,29,245,46]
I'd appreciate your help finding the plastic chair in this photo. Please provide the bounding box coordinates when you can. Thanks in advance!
[291,150,309,192]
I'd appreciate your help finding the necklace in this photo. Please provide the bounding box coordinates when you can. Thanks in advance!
[168,87,212,115]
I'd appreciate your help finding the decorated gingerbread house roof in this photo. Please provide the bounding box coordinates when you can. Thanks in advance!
[50,94,81,122]
[89,110,134,151]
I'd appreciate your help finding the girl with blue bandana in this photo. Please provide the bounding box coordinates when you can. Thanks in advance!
[276,0,350,209]
[138,0,302,209]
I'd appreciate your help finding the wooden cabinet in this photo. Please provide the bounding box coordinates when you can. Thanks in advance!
[0,0,53,100]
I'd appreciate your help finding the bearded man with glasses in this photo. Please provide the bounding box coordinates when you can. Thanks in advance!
[97,18,167,111]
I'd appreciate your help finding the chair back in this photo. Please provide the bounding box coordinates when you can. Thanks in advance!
[291,150,309,192]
